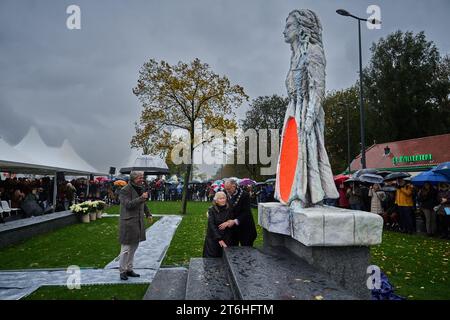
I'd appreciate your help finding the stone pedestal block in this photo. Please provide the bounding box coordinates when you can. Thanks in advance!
[258,202,383,299]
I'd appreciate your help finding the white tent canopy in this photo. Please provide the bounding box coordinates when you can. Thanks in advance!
[59,139,99,173]
[0,137,35,165]
[1,127,103,175]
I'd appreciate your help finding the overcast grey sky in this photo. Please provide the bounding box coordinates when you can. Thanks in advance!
[1,0,449,174]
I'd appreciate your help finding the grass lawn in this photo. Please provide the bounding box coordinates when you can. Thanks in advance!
[24,284,149,300]
[0,210,156,270]
[371,231,450,300]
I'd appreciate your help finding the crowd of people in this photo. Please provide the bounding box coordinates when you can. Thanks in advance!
[334,179,450,239]
[0,177,120,222]
[0,174,277,223]
[7,173,446,239]
[132,177,276,207]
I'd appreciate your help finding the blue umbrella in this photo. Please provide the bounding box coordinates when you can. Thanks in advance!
[432,162,450,178]
[411,170,450,186]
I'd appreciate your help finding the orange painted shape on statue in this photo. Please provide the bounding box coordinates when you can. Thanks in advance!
[279,117,299,203]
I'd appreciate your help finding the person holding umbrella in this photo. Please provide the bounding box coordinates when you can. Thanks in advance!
[118,171,153,280]
[334,175,350,209]
[345,181,364,211]
[368,183,386,216]
[436,182,450,239]
[417,182,438,236]
[395,177,415,234]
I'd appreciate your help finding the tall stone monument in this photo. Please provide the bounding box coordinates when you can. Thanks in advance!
[259,9,383,299]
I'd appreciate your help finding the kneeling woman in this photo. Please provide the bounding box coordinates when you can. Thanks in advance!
[203,191,234,258]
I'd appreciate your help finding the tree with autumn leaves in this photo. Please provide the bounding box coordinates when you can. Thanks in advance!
[131,58,248,214]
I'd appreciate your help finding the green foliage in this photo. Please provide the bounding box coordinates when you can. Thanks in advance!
[215,95,288,181]
[132,58,248,214]
[241,95,289,132]
[324,30,450,174]
[363,31,450,143]
[323,86,360,173]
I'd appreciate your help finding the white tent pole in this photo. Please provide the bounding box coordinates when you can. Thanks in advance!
[87,175,90,199]
[53,172,57,208]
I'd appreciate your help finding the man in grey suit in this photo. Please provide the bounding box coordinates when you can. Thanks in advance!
[118,171,152,280]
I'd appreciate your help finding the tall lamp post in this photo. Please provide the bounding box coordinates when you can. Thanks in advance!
[338,102,351,174]
[346,103,351,174]
[336,9,380,169]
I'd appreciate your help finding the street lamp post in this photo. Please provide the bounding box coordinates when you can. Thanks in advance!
[336,9,380,169]
[346,103,351,173]
[338,102,351,174]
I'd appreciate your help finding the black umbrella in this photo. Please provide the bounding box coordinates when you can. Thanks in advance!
[343,177,360,184]
[384,172,411,182]
[358,173,384,184]
[376,171,392,178]
[381,186,397,192]
[352,168,378,179]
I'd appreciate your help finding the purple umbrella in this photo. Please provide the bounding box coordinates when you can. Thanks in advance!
[239,178,256,186]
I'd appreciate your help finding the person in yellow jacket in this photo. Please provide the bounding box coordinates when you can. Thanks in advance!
[395,178,415,234]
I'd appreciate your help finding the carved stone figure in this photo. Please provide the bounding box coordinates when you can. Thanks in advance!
[275,9,339,209]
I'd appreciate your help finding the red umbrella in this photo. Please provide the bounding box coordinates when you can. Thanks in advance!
[96,176,110,182]
[334,174,350,183]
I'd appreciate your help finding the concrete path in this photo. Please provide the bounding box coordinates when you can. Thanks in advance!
[0,215,182,300]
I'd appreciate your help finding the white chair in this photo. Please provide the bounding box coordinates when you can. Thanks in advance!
[0,205,4,220]
[1,201,20,216]
[10,200,21,216]
[1,201,11,217]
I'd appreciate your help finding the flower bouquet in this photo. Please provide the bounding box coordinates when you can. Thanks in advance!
[70,203,90,223]
[92,200,106,219]
[84,201,97,221]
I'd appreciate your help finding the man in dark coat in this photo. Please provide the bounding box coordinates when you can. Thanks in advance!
[118,171,152,280]
[223,179,257,246]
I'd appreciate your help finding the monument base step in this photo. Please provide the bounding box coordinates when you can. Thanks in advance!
[143,268,188,300]
[185,258,234,300]
[223,246,358,300]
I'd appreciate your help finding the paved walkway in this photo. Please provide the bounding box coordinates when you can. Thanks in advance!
[0,215,182,300]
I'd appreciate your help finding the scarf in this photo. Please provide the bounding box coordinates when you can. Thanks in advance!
[131,182,144,197]
[214,204,229,214]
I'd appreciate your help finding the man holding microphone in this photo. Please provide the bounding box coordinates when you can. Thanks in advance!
[118,171,152,280]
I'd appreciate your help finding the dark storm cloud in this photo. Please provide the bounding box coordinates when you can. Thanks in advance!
[0,0,449,173]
